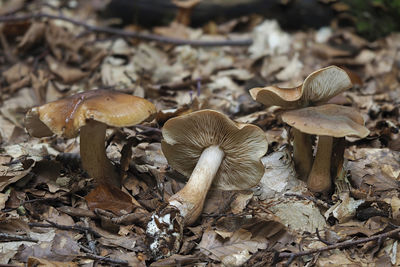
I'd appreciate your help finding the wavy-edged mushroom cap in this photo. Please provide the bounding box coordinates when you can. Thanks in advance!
[25,90,157,138]
[249,65,353,109]
[161,109,268,190]
[281,104,370,138]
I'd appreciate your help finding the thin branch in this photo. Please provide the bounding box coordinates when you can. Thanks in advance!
[0,233,38,242]
[284,193,331,209]
[315,228,333,246]
[0,13,252,47]
[279,226,400,260]
[28,221,102,238]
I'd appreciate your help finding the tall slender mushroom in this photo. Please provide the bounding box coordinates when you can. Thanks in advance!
[146,109,268,259]
[281,104,370,193]
[25,89,156,187]
[249,65,354,181]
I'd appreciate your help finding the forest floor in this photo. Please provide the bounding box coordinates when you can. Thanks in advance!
[0,1,399,266]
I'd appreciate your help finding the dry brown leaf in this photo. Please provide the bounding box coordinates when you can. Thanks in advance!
[85,184,135,216]
[198,228,267,263]
[27,257,78,267]
[17,22,45,52]
[0,158,34,191]
[230,191,253,214]
[46,56,88,84]
[348,148,400,196]
[0,192,9,209]
[269,200,326,233]
[16,232,80,263]
[3,62,30,84]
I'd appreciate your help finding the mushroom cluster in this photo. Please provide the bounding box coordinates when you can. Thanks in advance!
[146,109,268,259]
[250,66,369,193]
[25,89,156,187]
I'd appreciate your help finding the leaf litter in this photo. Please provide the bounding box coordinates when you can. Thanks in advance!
[0,1,399,266]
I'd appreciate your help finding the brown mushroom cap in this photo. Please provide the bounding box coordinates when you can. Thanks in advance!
[25,90,156,138]
[281,104,370,138]
[161,109,268,190]
[249,65,353,108]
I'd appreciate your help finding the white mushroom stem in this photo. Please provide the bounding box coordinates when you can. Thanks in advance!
[292,129,313,181]
[80,120,121,187]
[168,145,224,225]
[307,135,333,193]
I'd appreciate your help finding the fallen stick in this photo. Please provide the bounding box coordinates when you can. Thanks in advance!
[28,221,102,238]
[0,233,38,242]
[279,226,400,265]
[0,13,252,47]
[81,253,129,265]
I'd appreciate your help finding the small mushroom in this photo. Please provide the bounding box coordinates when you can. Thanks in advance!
[25,89,156,187]
[281,104,369,193]
[172,0,201,26]
[147,109,268,259]
[249,65,354,181]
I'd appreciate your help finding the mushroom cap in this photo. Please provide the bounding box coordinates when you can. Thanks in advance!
[281,104,370,138]
[249,65,353,109]
[25,90,156,138]
[161,109,268,190]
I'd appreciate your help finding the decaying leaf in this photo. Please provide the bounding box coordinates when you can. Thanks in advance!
[198,228,267,263]
[268,200,327,233]
[85,184,135,216]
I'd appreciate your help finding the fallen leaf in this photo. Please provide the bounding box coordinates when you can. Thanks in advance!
[46,56,88,84]
[17,22,45,52]
[198,228,267,262]
[268,200,327,233]
[27,257,78,267]
[85,184,135,216]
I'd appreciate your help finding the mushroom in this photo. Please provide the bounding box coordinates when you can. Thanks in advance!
[172,0,201,26]
[249,65,354,181]
[281,104,370,193]
[25,89,156,187]
[146,109,268,259]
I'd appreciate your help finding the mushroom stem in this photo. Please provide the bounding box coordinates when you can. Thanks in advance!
[80,120,120,187]
[292,128,313,181]
[168,145,224,225]
[307,135,333,193]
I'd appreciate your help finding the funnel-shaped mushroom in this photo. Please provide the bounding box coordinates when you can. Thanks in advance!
[146,109,268,259]
[249,65,353,108]
[25,90,156,187]
[282,104,369,193]
[249,66,354,181]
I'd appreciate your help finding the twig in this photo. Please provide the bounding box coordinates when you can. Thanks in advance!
[284,193,331,209]
[94,208,149,226]
[279,226,400,261]
[315,228,333,245]
[57,206,97,219]
[81,253,129,265]
[0,233,38,242]
[82,217,97,254]
[155,77,212,91]
[0,13,252,47]
[28,221,102,238]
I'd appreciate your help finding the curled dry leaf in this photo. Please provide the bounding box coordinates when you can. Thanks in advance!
[17,22,45,52]
[45,56,88,84]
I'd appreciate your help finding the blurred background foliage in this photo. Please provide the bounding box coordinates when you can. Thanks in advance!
[105,0,400,41]
[340,0,400,40]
